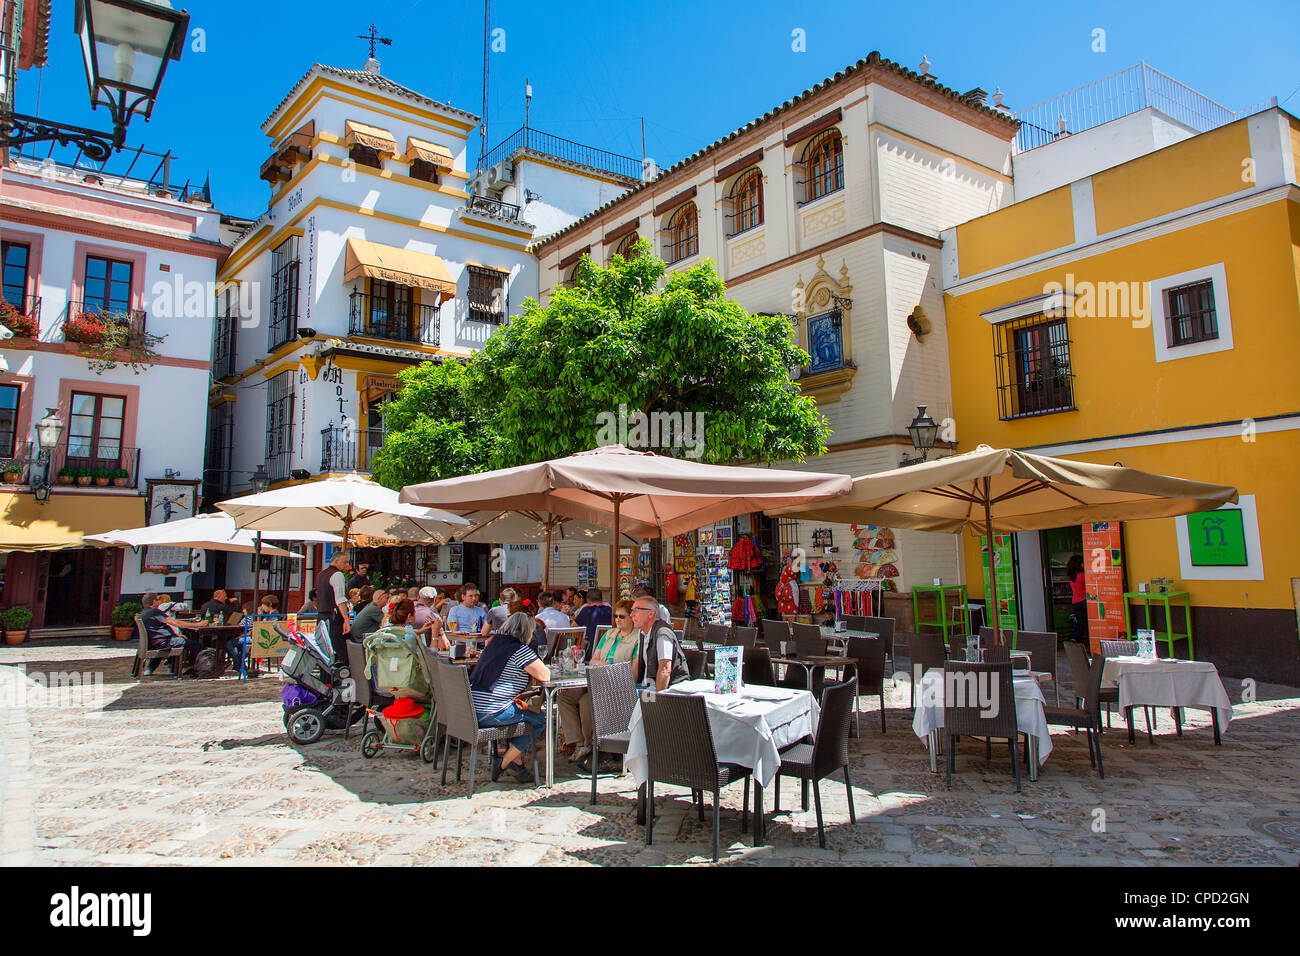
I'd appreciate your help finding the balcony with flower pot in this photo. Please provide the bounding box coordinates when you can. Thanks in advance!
[0,296,42,340]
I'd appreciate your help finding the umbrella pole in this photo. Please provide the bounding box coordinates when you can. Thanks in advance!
[982,478,1002,647]
[253,531,262,609]
[543,522,553,590]
[611,497,621,598]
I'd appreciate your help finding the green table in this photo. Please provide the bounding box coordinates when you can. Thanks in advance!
[1123,590,1194,660]
[912,584,969,645]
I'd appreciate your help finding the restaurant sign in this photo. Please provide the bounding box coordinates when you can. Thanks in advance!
[1186,508,1248,567]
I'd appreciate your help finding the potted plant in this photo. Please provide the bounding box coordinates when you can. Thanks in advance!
[57,467,76,485]
[2,605,33,645]
[64,312,110,345]
[0,459,21,483]
[0,299,38,338]
[111,601,142,641]
[93,468,112,487]
[75,468,93,487]
[111,467,130,488]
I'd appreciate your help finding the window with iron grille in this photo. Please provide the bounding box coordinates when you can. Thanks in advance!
[993,314,1075,419]
[613,232,640,261]
[799,130,843,204]
[265,370,295,482]
[213,286,239,379]
[726,169,764,237]
[203,401,235,503]
[663,203,699,264]
[1165,279,1218,347]
[467,266,508,324]
[268,236,300,350]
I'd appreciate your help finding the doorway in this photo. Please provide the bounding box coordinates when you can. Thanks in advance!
[43,548,109,627]
[1039,526,1084,641]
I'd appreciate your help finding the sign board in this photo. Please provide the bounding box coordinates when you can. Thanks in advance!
[1186,508,1248,567]
[142,479,200,573]
[1082,521,1125,643]
[503,543,542,584]
[979,533,1018,630]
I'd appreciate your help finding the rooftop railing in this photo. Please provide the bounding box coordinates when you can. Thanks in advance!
[481,126,643,181]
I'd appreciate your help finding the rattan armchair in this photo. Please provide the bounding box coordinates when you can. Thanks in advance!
[731,626,758,649]
[429,659,538,798]
[1010,630,1060,703]
[587,660,636,806]
[742,645,775,687]
[845,614,895,676]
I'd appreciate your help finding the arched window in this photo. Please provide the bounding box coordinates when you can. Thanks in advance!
[664,203,699,264]
[613,232,640,261]
[802,130,844,203]
[729,169,764,236]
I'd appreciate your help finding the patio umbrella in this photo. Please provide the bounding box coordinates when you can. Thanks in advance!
[218,473,468,549]
[400,444,852,587]
[83,513,328,557]
[766,444,1238,644]
[448,509,643,588]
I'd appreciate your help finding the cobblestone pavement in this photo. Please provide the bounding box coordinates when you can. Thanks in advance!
[2,643,1298,866]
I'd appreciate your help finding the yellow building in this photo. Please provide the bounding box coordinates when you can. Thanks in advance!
[941,107,1300,682]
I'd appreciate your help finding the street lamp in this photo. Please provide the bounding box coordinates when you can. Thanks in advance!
[32,408,65,504]
[249,464,271,495]
[2,1,190,160]
[901,405,939,467]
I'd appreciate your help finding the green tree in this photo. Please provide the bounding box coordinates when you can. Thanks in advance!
[372,240,830,487]
[368,358,499,490]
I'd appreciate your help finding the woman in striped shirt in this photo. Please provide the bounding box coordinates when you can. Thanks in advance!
[469,610,550,783]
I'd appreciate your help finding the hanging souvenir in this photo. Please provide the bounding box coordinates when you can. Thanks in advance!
[776,557,798,616]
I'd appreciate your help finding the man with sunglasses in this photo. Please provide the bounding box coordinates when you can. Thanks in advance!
[630,597,689,690]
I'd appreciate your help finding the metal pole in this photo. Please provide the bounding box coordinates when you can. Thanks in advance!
[611,497,621,598]
[252,531,262,609]
[982,478,1001,647]
[543,521,552,590]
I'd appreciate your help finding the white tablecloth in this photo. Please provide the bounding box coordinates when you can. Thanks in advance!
[1101,656,1233,732]
[911,667,1052,765]
[625,679,818,788]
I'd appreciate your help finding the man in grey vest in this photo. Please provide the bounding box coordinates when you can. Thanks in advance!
[630,597,689,689]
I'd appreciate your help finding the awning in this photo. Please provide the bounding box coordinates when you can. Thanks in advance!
[343,238,457,302]
[345,119,398,156]
[405,136,453,171]
[0,493,145,552]
[361,374,400,407]
[260,121,315,185]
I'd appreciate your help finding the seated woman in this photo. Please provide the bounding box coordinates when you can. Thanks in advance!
[228,594,278,672]
[558,598,640,769]
[469,610,550,783]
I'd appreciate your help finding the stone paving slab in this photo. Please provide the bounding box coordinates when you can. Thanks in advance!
[2,644,1298,866]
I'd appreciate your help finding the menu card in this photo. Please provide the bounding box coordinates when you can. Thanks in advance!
[713,646,743,695]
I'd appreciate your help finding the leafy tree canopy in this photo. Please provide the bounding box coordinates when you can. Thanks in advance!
[371,240,830,489]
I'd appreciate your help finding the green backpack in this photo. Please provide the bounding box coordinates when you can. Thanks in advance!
[363,629,433,699]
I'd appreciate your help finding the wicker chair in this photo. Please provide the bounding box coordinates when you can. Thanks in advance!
[130,614,184,679]
[705,623,730,646]
[1010,630,1060,703]
[983,645,1011,665]
[429,659,538,798]
[542,628,570,664]
[947,632,967,660]
[684,648,708,680]
[742,646,775,687]
[845,614,895,676]
[1097,640,1156,740]
[771,678,858,848]
[344,640,397,747]
[731,626,757,649]
[588,660,636,806]
[639,693,753,861]
[943,661,1020,792]
[760,618,790,657]
[1100,639,1139,657]
[844,635,887,735]
[1043,646,1106,778]
[903,632,947,707]
[978,624,1017,647]
[683,618,707,645]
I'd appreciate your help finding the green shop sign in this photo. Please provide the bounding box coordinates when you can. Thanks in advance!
[1187,509,1247,567]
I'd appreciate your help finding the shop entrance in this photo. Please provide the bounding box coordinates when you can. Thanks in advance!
[1039,526,1084,641]
[43,548,112,627]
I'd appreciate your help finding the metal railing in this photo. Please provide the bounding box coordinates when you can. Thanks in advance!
[348,290,440,345]
[321,426,356,474]
[1,441,34,483]
[1013,62,1267,152]
[63,302,147,342]
[465,194,522,220]
[9,140,200,200]
[0,294,41,335]
[50,442,142,489]
[364,428,384,472]
[481,126,642,181]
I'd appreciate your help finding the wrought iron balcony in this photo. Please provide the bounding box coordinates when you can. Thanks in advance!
[465,195,521,221]
[348,291,441,345]
[49,441,141,489]
[0,294,42,337]
[63,302,147,343]
[321,426,357,474]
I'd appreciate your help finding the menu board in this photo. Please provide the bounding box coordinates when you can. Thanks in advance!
[1082,522,1125,646]
[979,533,1018,630]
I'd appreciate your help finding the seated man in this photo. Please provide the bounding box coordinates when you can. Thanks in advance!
[350,588,388,640]
[199,589,239,622]
[446,584,487,636]
[227,594,278,671]
[534,591,570,631]
[139,591,203,675]
[575,588,612,662]
[631,597,689,690]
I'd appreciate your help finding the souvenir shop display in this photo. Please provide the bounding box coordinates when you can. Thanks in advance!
[696,546,732,625]
[731,587,766,626]
[726,535,765,572]
[637,544,652,590]
[617,549,633,599]
[664,563,679,604]
[834,578,885,620]
[577,551,598,589]
[775,555,799,616]
[851,524,900,588]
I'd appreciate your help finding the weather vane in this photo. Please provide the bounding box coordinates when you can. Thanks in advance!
[357,23,393,59]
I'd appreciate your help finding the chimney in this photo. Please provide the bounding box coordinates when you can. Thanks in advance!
[964,87,989,107]
[364,57,381,75]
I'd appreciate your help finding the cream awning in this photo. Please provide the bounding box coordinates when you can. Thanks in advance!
[344,119,398,156]
[0,493,145,552]
[343,238,457,301]
[405,136,453,171]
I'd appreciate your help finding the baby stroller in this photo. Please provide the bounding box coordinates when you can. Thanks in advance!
[279,619,365,745]
[358,628,439,764]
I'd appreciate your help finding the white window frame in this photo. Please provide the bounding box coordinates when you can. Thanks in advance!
[1174,494,1263,581]
[1147,262,1233,363]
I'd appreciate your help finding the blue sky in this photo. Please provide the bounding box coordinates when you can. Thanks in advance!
[12,0,1299,217]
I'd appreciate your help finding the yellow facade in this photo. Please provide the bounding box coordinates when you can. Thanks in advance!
[944,112,1300,677]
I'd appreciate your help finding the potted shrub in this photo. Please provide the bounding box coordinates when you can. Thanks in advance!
[111,601,142,641]
[2,605,33,645]
[111,467,130,488]
[75,468,93,487]
[57,467,76,485]
[0,459,20,483]
[93,468,112,487]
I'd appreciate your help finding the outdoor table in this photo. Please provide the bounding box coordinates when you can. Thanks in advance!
[184,623,245,672]
[911,666,1051,781]
[770,654,854,688]
[1100,655,1230,744]
[625,678,819,800]
[536,666,590,787]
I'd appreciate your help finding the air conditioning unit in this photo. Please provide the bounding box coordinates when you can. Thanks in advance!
[469,168,489,196]
[485,160,514,191]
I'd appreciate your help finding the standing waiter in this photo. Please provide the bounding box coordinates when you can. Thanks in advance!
[316,550,353,663]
